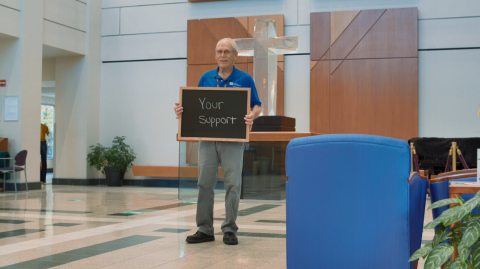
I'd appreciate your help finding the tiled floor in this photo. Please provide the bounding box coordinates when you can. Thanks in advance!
[0,185,286,269]
[0,185,433,269]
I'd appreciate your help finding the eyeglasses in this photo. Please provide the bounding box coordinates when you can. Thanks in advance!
[215,49,233,56]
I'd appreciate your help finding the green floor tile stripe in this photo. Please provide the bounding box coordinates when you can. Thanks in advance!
[0,229,44,239]
[0,235,161,269]
[49,223,81,227]
[155,228,190,233]
[237,232,286,238]
[110,203,193,216]
[255,219,286,223]
[238,204,280,216]
[0,208,92,214]
[0,219,29,224]
[215,231,286,238]
[144,202,193,211]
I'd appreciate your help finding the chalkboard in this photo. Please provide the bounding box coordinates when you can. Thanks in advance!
[178,87,251,142]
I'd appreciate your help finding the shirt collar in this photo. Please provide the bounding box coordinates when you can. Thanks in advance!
[214,66,237,81]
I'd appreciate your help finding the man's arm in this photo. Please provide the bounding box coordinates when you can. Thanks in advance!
[244,105,262,126]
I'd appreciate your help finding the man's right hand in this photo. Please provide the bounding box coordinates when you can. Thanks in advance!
[174,102,183,119]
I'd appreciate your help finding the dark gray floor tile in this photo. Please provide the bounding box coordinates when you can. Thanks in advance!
[155,228,190,233]
[49,223,81,227]
[238,204,280,216]
[255,220,286,223]
[0,208,91,214]
[0,219,29,224]
[0,229,44,239]
[0,235,161,269]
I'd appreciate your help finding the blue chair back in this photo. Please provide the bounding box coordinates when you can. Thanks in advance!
[286,134,427,269]
[430,170,478,219]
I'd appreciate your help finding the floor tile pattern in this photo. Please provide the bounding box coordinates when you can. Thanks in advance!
[0,185,433,268]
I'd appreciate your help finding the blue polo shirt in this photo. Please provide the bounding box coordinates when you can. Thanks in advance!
[198,66,262,108]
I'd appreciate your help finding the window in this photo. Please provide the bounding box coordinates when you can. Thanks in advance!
[41,105,54,160]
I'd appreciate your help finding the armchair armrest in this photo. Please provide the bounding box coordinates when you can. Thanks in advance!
[408,171,428,260]
[408,171,427,184]
[429,168,477,183]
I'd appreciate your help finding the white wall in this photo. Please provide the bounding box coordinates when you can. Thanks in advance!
[101,60,185,167]
[55,0,102,179]
[418,0,480,137]
[43,0,86,55]
[0,37,19,139]
[101,0,480,172]
[3,0,44,182]
[0,1,20,38]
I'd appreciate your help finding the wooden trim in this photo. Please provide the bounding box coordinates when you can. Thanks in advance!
[450,185,480,196]
[249,132,313,141]
[430,169,477,183]
[132,165,224,178]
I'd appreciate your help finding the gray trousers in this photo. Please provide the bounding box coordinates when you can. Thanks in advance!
[196,141,244,235]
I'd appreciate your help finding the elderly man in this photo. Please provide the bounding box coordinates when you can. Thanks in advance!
[174,38,262,245]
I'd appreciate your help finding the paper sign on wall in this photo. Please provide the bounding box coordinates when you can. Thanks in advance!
[4,96,19,121]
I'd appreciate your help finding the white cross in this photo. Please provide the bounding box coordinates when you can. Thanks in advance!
[235,19,298,116]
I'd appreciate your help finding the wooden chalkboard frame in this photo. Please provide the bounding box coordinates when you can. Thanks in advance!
[177,87,251,142]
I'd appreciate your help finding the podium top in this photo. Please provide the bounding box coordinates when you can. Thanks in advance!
[249,132,313,142]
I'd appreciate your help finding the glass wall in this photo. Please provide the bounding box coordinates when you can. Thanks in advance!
[178,141,286,201]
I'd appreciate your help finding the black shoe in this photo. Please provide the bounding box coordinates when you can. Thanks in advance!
[223,232,238,245]
[186,231,215,244]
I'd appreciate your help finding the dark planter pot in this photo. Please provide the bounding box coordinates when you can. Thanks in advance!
[104,167,125,186]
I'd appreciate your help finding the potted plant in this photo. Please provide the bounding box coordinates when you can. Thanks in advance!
[409,192,480,269]
[87,136,136,186]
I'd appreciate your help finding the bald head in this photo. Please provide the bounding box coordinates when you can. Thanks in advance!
[216,38,238,55]
[215,38,238,71]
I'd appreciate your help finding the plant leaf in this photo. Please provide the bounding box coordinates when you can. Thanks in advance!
[459,220,480,252]
[448,258,467,269]
[409,243,433,261]
[441,206,470,226]
[424,243,454,269]
[472,241,480,269]
[429,198,462,209]
[433,227,450,246]
[425,216,444,229]
[458,244,470,262]
[463,195,480,212]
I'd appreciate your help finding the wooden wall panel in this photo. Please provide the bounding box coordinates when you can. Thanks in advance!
[310,61,330,133]
[328,58,418,138]
[310,8,418,140]
[328,9,385,60]
[310,12,330,61]
[349,8,418,59]
[187,17,249,65]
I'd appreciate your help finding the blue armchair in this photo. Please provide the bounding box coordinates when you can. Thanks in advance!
[286,134,427,269]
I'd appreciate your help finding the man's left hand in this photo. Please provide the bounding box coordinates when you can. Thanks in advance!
[244,113,255,126]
